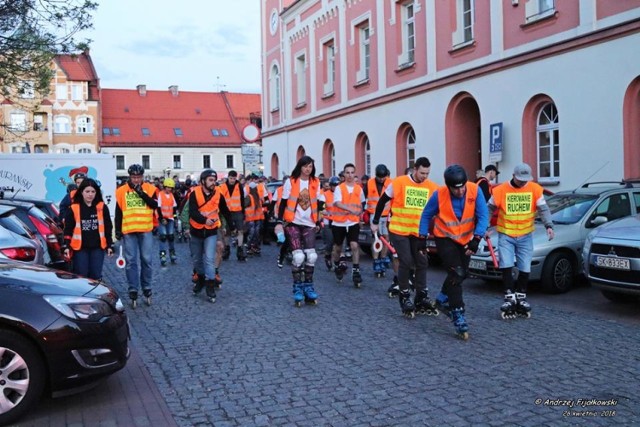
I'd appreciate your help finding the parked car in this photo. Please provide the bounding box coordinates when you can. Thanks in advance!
[469,181,640,293]
[0,205,45,265]
[583,213,640,302]
[8,194,61,225]
[0,200,66,269]
[0,261,129,425]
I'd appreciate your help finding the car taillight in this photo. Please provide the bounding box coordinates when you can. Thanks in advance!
[1,247,36,261]
[29,215,58,243]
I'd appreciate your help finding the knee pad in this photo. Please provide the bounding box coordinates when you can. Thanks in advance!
[159,234,167,242]
[304,249,318,266]
[292,250,306,267]
[447,266,467,285]
[167,234,175,242]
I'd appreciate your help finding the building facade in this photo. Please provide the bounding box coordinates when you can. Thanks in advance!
[261,0,640,190]
[100,85,261,181]
[0,51,101,154]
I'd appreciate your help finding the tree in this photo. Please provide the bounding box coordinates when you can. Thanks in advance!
[0,0,98,99]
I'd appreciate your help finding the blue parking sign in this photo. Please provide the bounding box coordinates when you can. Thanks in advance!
[489,123,503,163]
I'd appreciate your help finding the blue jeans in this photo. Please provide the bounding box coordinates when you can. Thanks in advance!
[246,220,263,248]
[72,248,105,280]
[158,219,176,252]
[123,232,154,293]
[190,234,217,280]
[497,233,534,273]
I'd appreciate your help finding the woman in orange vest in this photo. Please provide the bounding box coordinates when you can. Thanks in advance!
[275,156,325,307]
[244,174,270,256]
[157,177,178,265]
[63,178,114,280]
[419,165,489,339]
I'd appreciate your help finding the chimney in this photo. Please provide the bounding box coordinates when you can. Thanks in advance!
[137,84,147,97]
[169,85,179,97]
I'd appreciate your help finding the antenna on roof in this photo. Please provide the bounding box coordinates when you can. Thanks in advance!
[216,76,226,92]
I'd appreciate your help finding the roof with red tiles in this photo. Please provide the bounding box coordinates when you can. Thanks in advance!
[100,88,261,147]
[56,51,98,82]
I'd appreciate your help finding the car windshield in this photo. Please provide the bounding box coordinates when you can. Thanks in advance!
[0,213,34,239]
[546,194,599,224]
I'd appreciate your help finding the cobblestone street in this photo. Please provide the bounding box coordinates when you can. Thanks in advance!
[17,238,640,426]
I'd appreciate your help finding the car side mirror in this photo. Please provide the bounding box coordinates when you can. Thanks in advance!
[588,215,608,228]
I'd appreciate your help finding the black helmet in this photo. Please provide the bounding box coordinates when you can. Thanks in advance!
[200,169,218,183]
[329,176,340,186]
[73,172,86,181]
[128,164,144,176]
[375,164,389,178]
[444,165,468,188]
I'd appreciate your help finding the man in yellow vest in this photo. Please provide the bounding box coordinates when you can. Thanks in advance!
[331,163,366,287]
[115,164,158,308]
[371,157,439,318]
[488,163,554,319]
[365,164,392,279]
[419,165,488,339]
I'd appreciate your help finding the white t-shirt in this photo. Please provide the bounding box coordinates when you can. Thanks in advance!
[282,178,325,227]
[333,184,365,227]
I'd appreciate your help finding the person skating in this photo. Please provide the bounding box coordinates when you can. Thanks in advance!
[330,163,365,288]
[488,163,554,319]
[244,174,269,256]
[419,165,489,339]
[365,164,392,279]
[370,157,439,318]
[63,178,114,280]
[321,176,340,270]
[188,169,233,303]
[275,156,325,306]
[218,170,247,261]
[157,177,178,265]
[115,164,158,308]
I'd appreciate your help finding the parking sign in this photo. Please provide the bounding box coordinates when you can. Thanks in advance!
[489,123,503,163]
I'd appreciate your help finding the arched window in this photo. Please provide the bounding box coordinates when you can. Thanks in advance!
[407,127,416,169]
[322,139,335,177]
[78,148,92,153]
[537,102,559,182]
[270,64,281,111]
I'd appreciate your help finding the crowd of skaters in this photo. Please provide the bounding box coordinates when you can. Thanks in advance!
[59,154,554,339]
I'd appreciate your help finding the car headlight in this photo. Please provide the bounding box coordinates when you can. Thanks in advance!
[43,295,114,321]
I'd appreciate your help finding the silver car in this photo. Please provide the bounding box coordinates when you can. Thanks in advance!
[468,182,640,293]
[0,205,45,264]
[583,214,640,302]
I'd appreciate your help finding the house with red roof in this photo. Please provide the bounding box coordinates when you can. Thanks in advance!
[0,50,101,154]
[100,85,261,181]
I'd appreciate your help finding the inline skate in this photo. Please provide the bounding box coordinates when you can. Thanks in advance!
[352,267,363,288]
[398,290,415,319]
[435,292,450,313]
[500,292,518,319]
[387,276,399,298]
[449,307,469,340]
[334,261,348,282]
[515,292,532,318]
[170,249,177,264]
[292,282,305,307]
[414,289,439,316]
[129,291,138,309]
[237,245,247,262]
[159,250,167,266]
[373,259,384,278]
[302,282,318,305]
[142,289,152,306]
[204,280,216,303]
[213,272,223,289]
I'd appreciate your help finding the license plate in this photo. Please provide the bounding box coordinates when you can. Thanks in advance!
[426,240,436,247]
[469,259,486,271]
[594,255,630,270]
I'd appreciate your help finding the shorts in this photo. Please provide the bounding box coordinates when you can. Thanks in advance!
[331,224,360,246]
[228,211,244,231]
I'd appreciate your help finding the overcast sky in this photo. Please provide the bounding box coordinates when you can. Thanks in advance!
[85,0,262,94]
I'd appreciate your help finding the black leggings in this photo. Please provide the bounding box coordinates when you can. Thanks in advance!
[434,237,470,309]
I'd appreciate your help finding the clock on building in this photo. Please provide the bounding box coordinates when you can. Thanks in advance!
[270,10,278,35]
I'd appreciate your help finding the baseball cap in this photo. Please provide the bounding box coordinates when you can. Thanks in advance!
[513,163,533,182]
[484,165,500,175]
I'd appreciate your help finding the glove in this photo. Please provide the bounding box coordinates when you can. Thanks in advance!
[417,236,428,253]
[115,232,123,241]
[466,236,482,253]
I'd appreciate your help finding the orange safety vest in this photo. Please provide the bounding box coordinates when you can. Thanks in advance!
[189,186,221,230]
[244,184,265,222]
[283,177,320,223]
[158,191,176,219]
[219,183,242,212]
[433,183,479,245]
[492,181,544,237]
[389,175,439,237]
[322,189,337,221]
[70,202,107,250]
[332,183,363,223]
[116,182,156,234]
[366,177,391,216]
[274,186,284,217]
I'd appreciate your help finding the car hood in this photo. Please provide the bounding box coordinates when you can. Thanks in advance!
[591,215,640,239]
[0,261,103,296]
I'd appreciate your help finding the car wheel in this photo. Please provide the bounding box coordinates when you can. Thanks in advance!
[600,290,639,303]
[0,330,46,426]
[541,252,575,294]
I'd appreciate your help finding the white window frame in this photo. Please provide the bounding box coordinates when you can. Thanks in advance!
[536,102,560,183]
[56,84,67,100]
[452,0,474,48]
[78,148,92,154]
[295,52,307,106]
[270,63,281,112]
[526,0,555,23]
[54,116,71,134]
[33,113,45,131]
[323,41,336,96]
[407,128,416,169]
[71,83,83,101]
[55,143,72,154]
[173,155,182,169]
[399,1,417,66]
[76,115,93,134]
[10,111,27,132]
[357,24,371,83]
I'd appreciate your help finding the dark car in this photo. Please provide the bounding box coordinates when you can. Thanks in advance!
[0,205,46,265]
[0,261,129,425]
[0,200,66,269]
[8,194,61,225]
